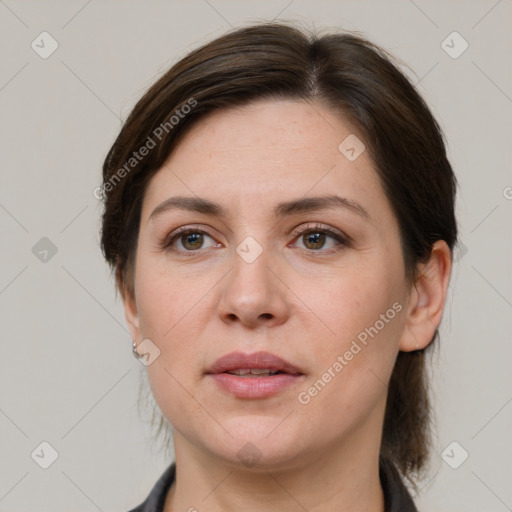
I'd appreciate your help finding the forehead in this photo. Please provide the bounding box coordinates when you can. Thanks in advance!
[141,99,388,223]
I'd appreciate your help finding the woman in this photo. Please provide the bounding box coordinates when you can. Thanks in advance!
[100,22,457,512]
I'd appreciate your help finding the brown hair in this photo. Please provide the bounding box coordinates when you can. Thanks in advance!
[100,22,458,487]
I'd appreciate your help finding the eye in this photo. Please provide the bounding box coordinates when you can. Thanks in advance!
[291,224,350,253]
[162,227,220,254]
[160,223,351,256]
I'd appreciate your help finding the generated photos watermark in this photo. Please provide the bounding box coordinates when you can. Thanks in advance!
[93,97,198,200]
[298,301,403,405]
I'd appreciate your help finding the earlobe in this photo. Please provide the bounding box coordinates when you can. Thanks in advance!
[399,240,452,352]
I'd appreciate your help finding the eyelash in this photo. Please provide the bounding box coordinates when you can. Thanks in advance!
[160,223,351,257]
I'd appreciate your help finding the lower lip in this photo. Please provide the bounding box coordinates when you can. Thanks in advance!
[208,373,304,399]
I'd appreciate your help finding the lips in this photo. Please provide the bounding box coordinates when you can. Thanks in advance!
[205,351,305,399]
[205,351,303,376]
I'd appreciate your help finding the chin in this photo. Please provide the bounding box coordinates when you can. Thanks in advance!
[204,417,307,469]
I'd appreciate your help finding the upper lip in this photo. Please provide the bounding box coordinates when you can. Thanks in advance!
[206,351,304,375]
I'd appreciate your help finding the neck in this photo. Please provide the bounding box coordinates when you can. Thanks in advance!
[164,426,385,512]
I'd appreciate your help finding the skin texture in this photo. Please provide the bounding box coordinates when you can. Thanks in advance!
[122,99,452,511]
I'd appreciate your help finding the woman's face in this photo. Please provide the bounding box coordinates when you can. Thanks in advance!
[125,99,415,469]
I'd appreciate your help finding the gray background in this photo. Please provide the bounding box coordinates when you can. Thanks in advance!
[1,0,511,510]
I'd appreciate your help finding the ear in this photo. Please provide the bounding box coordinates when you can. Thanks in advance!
[120,284,141,343]
[399,240,452,352]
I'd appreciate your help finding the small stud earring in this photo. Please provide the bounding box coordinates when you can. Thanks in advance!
[132,340,142,358]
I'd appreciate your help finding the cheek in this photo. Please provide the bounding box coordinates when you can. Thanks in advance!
[296,259,402,347]
[134,256,215,384]
[134,264,206,430]
[135,257,207,342]
[296,260,405,404]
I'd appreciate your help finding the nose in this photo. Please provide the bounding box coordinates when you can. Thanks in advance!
[217,242,290,330]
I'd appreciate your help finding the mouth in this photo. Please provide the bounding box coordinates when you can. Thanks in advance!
[205,351,305,399]
[223,368,286,377]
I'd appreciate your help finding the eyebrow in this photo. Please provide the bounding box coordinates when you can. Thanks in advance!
[149,194,371,222]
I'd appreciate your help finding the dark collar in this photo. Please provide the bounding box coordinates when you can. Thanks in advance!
[128,457,418,512]
[379,456,419,511]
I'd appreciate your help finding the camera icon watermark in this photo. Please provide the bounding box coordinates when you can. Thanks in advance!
[32,237,58,263]
[31,441,59,469]
[441,31,469,59]
[338,134,366,162]
[31,32,59,59]
[236,236,263,264]
[453,240,468,263]
[441,441,469,469]
[133,338,161,366]
[237,442,262,468]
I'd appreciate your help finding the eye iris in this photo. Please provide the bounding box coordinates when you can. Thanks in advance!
[182,232,203,250]
[304,231,325,250]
